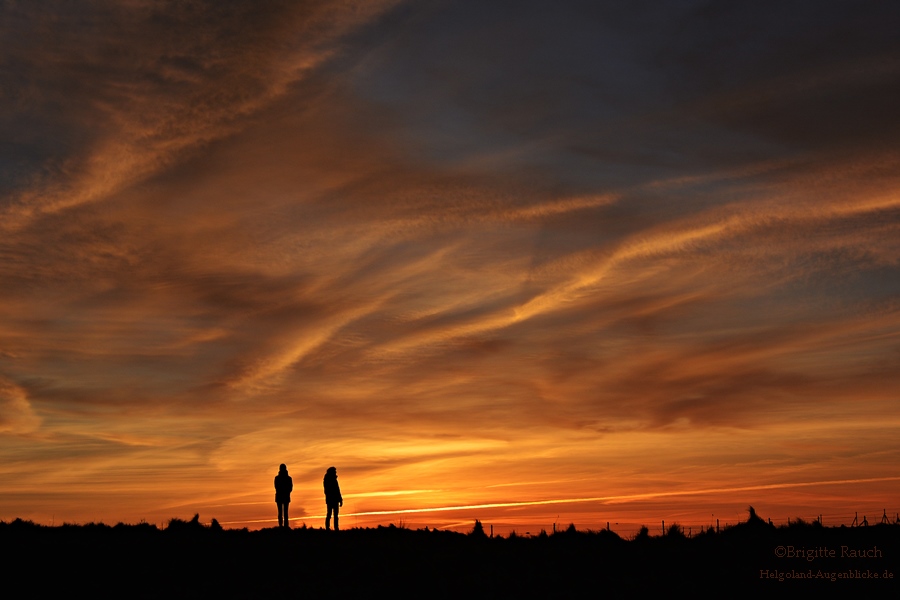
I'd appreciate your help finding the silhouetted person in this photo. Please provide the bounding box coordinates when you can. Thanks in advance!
[274,463,293,528]
[324,466,342,530]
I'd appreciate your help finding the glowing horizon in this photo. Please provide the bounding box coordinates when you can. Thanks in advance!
[216,476,900,532]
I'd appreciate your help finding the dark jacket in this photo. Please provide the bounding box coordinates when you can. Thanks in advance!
[275,473,293,503]
[323,472,342,506]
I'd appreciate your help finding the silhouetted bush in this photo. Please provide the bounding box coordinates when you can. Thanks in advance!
[469,520,487,538]
[786,516,821,529]
[665,523,685,538]
[166,513,206,532]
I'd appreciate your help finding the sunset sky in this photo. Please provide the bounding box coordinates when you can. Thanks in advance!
[2,1,899,535]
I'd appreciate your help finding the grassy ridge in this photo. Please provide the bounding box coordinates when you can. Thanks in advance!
[4,511,898,596]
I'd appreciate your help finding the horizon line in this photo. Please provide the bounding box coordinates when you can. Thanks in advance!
[221,475,900,525]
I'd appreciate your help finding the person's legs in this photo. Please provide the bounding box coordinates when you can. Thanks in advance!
[277,502,284,527]
[333,504,339,530]
[284,502,290,528]
[326,504,333,530]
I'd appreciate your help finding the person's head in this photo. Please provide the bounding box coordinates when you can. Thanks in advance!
[279,463,287,474]
[327,466,337,476]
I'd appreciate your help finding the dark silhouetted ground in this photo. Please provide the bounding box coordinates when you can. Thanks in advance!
[3,511,898,597]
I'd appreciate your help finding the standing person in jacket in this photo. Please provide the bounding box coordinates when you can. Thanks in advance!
[323,466,343,530]
[274,463,293,528]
